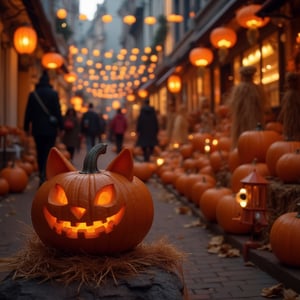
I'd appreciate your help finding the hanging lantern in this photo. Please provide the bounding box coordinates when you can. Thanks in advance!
[144,16,156,25]
[236,4,270,45]
[112,100,121,109]
[123,15,136,25]
[13,26,37,55]
[189,47,213,67]
[64,72,77,83]
[102,14,113,23]
[138,89,148,98]
[56,8,67,19]
[167,75,182,94]
[167,14,183,23]
[126,94,135,102]
[210,27,237,63]
[41,52,64,69]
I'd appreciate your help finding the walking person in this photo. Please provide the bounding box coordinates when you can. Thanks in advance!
[62,107,80,160]
[23,70,64,185]
[80,103,101,152]
[136,99,159,162]
[110,108,128,153]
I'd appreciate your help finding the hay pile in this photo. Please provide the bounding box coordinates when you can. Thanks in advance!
[0,234,186,290]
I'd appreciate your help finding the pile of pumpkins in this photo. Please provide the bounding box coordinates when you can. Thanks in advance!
[137,121,300,267]
[0,125,71,197]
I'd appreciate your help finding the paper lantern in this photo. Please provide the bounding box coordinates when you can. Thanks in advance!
[138,89,148,98]
[210,27,237,62]
[56,8,67,19]
[64,72,77,83]
[144,16,156,25]
[189,47,213,67]
[167,14,183,23]
[102,14,113,23]
[236,4,270,45]
[123,15,136,25]
[167,75,182,93]
[13,26,37,55]
[42,52,64,69]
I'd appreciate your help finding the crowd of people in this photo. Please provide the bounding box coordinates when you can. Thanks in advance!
[24,68,298,185]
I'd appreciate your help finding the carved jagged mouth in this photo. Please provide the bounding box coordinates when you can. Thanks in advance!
[43,207,125,239]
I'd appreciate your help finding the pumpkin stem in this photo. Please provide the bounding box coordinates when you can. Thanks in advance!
[256,123,263,131]
[80,143,108,174]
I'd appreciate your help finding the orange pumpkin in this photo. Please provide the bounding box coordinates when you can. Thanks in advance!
[190,175,216,205]
[237,125,282,164]
[0,163,29,193]
[0,177,9,196]
[133,161,154,181]
[270,204,300,266]
[276,149,300,183]
[31,144,154,255]
[216,194,252,234]
[199,186,232,222]
[266,140,300,177]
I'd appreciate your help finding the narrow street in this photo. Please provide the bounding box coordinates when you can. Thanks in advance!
[0,144,285,299]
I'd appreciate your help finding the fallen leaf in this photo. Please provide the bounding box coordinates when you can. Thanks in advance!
[283,288,300,300]
[261,283,284,298]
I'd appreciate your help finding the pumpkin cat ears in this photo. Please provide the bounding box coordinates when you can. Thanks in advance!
[46,146,134,181]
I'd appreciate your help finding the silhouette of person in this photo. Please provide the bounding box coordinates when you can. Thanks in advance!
[136,99,159,162]
[81,103,101,152]
[62,107,80,160]
[110,108,128,153]
[24,70,64,185]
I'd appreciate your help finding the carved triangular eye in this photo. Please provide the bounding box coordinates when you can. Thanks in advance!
[94,184,115,207]
[48,184,68,206]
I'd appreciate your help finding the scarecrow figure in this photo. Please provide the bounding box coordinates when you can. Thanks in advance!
[278,72,300,140]
[227,66,269,148]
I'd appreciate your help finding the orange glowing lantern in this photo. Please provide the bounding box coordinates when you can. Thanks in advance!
[127,94,135,102]
[138,89,148,98]
[167,75,182,94]
[123,15,136,25]
[13,26,37,55]
[236,4,270,45]
[56,8,67,19]
[102,14,113,23]
[42,52,64,69]
[167,14,183,23]
[210,27,237,62]
[144,16,156,25]
[189,47,214,67]
[64,72,77,83]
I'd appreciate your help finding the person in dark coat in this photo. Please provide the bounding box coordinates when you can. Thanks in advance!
[62,107,80,160]
[81,103,101,152]
[136,99,159,162]
[24,70,64,185]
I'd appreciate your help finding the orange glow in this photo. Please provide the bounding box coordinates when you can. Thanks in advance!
[13,26,37,54]
[210,27,237,49]
[56,8,67,19]
[42,52,64,69]
[189,47,213,67]
[48,184,68,206]
[43,206,125,238]
[167,75,182,93]
[123,15,136,25]
[94,185,114,206]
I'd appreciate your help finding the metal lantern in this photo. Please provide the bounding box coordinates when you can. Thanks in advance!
[236,169,268,228]
[41,52,64,69]
[167,75,182,94]
[13,26,37,55]
[189,47,213,67]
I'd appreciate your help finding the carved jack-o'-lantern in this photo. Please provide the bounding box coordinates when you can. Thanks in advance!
[31,144,154,255]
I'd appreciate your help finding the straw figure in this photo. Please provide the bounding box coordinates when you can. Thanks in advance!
[227,66,268,148]
[278,72,300,140]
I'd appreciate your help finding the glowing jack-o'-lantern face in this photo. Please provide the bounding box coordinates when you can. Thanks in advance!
[31,144,154,255]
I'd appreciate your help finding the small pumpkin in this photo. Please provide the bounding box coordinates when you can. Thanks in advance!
[270,203,300,267]
[31,143,154,255]
[0,177,9,196]
[0,162,29,193]
[276,149,300,183]
[199,185,232,222]
[237,124,282,164]
[216,194,252,234]
[133,161,154,181]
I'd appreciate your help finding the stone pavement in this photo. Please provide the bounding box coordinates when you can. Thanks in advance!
[0,143,299,299]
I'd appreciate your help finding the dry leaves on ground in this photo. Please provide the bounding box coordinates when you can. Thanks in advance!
[261,283,300,299]
[207,235,240,258]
